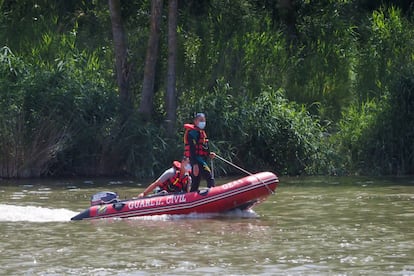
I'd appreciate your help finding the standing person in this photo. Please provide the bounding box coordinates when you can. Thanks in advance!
[183,113,216,191]
[138,157,192,197]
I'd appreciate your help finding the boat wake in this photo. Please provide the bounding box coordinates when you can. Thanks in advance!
[127,208,259,221]
[0,204,258,222]
[0,204,78,222]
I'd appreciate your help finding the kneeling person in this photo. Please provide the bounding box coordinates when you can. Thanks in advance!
[138,157,192,197]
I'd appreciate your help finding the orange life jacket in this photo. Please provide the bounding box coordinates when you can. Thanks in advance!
[161,163,190,193]
[183,124,209,157]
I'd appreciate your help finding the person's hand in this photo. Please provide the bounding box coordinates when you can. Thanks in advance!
[209,152,216,159]
[138,193,145,198]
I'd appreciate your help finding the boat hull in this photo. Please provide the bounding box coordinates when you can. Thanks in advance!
[71,171,278,220]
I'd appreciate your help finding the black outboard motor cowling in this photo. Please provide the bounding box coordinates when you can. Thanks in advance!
[90,191,119,206]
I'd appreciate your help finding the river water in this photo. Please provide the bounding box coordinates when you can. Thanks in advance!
[0,176,413,275]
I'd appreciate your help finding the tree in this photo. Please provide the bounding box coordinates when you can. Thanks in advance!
[140,0,163,119]
[166,0,178,136]
[109,0,132,116]
[278,0,297,40]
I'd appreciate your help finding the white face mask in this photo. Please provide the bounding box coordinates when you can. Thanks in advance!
[197,121,206,129]
[184,164,192,172]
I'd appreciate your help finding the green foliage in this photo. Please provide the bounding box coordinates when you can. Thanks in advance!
[0,41,173,178]
[334,6,414,175]
[286,0,357,121]
[354,6,413,103]
[177,82,329,175]
[0,44,116,177]
[0,46,71,177]
[1,0,414,177]
[333,99,385,174]
[335,67,414,175]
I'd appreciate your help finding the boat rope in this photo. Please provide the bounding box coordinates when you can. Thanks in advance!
[215,154,253,175]
[215,154,274,195]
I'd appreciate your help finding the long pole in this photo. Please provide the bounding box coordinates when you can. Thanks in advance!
[214,154,253,175]
[214,154,274,194]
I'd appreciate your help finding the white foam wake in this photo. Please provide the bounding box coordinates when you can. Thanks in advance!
[128,208,259,221]
[0,204,78,222]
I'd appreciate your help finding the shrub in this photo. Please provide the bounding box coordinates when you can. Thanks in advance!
[177,83,329,175]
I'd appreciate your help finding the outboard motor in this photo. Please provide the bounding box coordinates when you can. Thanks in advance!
[90,191,119,206]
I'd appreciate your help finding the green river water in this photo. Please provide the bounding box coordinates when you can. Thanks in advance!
[0,175,413,275]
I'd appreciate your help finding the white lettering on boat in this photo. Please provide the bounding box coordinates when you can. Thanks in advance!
[222,180,245,190]
[128,198,163,210]
[166,194,186,205]
[127,195,186,210]
[222,182,235,190]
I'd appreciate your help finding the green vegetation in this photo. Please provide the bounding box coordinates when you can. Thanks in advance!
[1,0,413,178]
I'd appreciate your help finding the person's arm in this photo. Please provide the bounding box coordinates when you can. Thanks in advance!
[138,180,162,197]
[138,168,175,197]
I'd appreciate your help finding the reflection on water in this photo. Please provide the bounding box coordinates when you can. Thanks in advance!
[0,177,413,275]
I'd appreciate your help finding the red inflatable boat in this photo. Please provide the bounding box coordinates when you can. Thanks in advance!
[70,171,278,220]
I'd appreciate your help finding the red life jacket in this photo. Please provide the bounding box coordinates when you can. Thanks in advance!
[183,124,209,157]
[161,163,190,193]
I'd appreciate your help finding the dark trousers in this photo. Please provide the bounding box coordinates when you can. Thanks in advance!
[190,163,215,192]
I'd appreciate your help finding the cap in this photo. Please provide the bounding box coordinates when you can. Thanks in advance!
[194,112,205,119]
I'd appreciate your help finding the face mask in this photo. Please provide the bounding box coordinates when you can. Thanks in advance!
[198,121,206,129]
[185,164,192,171]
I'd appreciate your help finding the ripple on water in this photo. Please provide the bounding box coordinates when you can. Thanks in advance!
[1,178,414,275]
[10,192,26,200]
